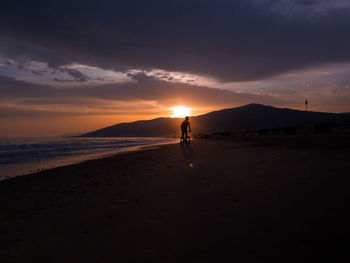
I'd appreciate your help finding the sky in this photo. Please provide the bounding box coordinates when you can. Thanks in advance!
[1,0,350,137]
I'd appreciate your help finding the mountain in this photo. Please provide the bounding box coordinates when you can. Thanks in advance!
[81,104,348,137]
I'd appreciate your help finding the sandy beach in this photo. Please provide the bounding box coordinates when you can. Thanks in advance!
[1,137,350,262]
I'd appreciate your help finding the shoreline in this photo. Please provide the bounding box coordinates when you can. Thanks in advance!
[0,139,178,182]
[0,143,177,189]
[1,138,350,262]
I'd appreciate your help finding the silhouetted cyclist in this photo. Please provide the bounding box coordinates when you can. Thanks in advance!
[181,116,191,141]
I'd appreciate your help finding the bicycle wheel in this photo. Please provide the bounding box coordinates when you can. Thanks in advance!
[180,138,184,146]
[185,137,191,147]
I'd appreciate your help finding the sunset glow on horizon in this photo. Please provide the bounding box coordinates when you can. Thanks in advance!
[170,106,192,118]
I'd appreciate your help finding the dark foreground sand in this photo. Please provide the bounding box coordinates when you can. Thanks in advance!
[1,137,350,262]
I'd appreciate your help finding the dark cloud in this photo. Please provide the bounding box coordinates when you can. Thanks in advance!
[52,78,72,83]
[31,70,42,76]
[0,74,285,111]
[59,68,89,82]
[0,76,53,98]
[1,1,350,81]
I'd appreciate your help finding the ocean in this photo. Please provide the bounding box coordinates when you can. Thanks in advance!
[0,137,178,180]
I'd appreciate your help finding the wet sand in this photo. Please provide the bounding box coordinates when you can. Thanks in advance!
[1,138,350,262]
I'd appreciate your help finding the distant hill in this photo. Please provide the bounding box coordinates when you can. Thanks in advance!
[81,104,348,137]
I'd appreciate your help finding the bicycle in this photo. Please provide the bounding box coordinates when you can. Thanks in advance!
[180,131,191,147]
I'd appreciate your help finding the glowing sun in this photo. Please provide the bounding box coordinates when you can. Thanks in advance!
[171,106,191,118]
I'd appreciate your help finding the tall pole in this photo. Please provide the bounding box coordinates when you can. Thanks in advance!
[305,100,308,112]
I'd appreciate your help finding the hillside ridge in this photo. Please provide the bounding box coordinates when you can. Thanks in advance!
[81,104,347,137]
